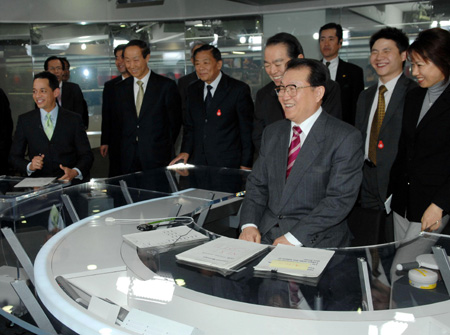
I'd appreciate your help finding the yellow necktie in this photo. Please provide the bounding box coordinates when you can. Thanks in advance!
[368,85,387,165]
[136,80,144,116]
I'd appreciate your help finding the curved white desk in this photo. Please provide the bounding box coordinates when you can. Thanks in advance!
[35,195,450,335]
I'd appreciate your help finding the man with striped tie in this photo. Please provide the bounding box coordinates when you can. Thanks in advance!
[9,71,93,183]
[239,59,363,248]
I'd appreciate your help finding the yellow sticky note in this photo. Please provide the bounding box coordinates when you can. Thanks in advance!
[269,260,309,270]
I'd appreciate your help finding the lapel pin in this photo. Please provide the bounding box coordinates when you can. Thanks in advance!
[217,109,221,116]
[378,140,384,149]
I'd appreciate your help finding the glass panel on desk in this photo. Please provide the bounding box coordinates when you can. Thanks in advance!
[133,233,450,312]
[103,165,250,195]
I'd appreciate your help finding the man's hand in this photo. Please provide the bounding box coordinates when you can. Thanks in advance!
[421,203,443,232]
[273,235,294,246]
[239,226,261,243]
[100,145,108,158]
[59,164,79,182]
[30,154,44,171]
[169,152,189,166]
[240,166,251,170]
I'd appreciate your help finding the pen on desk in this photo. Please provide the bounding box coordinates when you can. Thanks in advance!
[423,219,441,233]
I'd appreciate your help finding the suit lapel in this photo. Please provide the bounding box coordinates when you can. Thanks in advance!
[123,77,138,120]
[379,74,407,135]
[416,84,450,132]
[139,71,156,119]
[272,121,290,199]
[335,58,344,83]
[207,73,229,115]
[33,109,49,142]
[361,85,377,138]
[279,112,326,209]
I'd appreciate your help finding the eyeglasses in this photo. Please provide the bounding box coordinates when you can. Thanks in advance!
[275,84,313,97]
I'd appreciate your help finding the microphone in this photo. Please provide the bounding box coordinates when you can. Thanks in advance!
[396,254,450,271]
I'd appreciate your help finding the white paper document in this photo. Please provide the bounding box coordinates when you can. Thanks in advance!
[253,244,335,278]
[122,225,208,249]
[175,237,268,275]
[14,177,56,188]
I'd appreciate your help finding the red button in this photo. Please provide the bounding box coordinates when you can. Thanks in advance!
[217,109,221,116]
[378,140,384,149]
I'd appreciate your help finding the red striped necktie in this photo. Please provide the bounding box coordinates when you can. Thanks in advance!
[286,125,302,178]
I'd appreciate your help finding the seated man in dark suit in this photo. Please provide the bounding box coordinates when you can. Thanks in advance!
[9,71,93,183]
[319,23,364,125]
[253,33,342,155]
[44,56,89,129]
[170,44,254,169]
[239,59,363,248]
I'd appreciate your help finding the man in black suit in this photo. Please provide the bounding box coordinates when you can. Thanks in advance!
[100,44,130,177]
[0,88,12,175]
[355,28,416,241]
[319,23,364,125]
[44,56,89,129]
[9,72,93,183]
[116,40,181,174]
[170,45,254,169]
[253,33,342,154]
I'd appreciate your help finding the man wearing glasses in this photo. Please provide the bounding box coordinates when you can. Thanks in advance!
[252,32,342,155]
[239,59,363,248]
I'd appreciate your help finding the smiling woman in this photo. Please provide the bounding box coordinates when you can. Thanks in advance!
[390,27,450,240]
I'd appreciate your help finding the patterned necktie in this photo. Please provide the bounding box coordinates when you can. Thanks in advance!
[368,85,387,165]
[286,126,302,178]
[136,80,144,116]
[205,85,213,109]
[44,113,54,140]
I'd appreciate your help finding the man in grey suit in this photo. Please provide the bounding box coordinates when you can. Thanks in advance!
[355,28,416,240]
[239,59,363,248]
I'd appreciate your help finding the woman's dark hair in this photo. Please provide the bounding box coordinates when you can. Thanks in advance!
[408,28,450,82]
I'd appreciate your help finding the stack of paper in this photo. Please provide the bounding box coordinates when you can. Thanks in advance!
[122,226,208,250]
[175,237,268,276]
[253,244,335,281]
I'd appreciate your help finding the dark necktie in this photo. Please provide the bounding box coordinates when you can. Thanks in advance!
[368,85,388,165]
[205,85,213,109]
[325,61,330,68]
[286,126,302,178]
